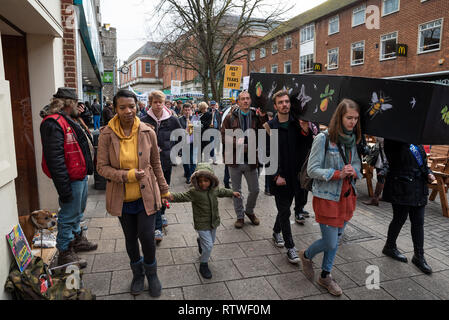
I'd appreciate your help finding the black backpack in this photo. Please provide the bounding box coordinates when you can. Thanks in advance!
[299,132,329,191]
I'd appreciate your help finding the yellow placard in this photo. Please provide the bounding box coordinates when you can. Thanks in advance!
[223,65,242,89]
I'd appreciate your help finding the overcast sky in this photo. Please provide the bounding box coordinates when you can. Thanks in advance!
[100,0,327,63]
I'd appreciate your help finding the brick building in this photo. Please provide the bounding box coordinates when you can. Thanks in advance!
[118,41,164,93]
[100,24,117,101]
[250,0,449,85]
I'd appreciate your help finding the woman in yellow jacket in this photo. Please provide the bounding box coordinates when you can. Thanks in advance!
[97,89,170,297]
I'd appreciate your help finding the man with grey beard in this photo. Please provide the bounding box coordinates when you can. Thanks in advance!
[40,87,97,268]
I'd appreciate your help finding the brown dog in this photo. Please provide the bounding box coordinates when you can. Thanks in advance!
[18,210,57,247]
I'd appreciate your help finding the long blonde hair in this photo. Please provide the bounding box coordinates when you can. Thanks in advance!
[198,101,208,113]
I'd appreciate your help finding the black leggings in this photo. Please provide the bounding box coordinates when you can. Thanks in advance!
[118,211,156,264]
[386,204,425,253]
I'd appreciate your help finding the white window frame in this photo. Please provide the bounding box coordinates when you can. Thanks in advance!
[300,23,315,44]
[380,31,398,61]
[352,4,366,27]
[271,41,278,54]
[328,15,339,35]
[351,41,365,66]
[284,61,292,74]
[250,49,256,61]
[300,54,314,74]
[271,64,278,73]
[284,35,292,50]
[327,48,339,70]
[138,60,142,77]
[260,47,266,58]
[418,18,443,54]
[382,0,400,17]
[132,62,137,78]
[260,67,266,73]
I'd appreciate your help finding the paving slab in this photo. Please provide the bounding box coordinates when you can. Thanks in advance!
[343,286,395,300]
[157,233,187,249]
[82,272,111,297]
[82,239,115,255]
[367,256,422,280]
[216,229,251,243]
[336,243,377,262]
[232,256,279,278]
[266,254,301,273]
[403,251,449,273]
[110,269,132,295]
[97,293,135,300]
[88,217,119,228]
[91,252,130,272]
[381,278,440,300]
[303,293,350,300]
[226,277,281,300]
[157,248,174,266]
[183,282,232,300]
[411,272,449,299]
[238,240,279,257]
[158,264,202,288]
[195,260,243,284]
[135,287,184,300]
[78,254,96,274]
[210,243,247,261]
[265,271,321,299]
[100,226,124,240]
[86,227,102,240]
[336,260,392,286]
[171,246,201,264]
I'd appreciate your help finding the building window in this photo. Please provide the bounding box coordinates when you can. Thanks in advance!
[284,35,292,50]
[260,47,266,58]
[380,32,398,60]
[145,62,151,73]
[300,24,314,43]
[132,63,136,78]
[418,19,443,53]
[271,41,278,54]
[327,48,339,69]
[352,5,366,27]
[284,61,292,74]
[328,15,339,35]
[382,0,399,16]
[250,49,256,61]
[300,54,314,73]
[260,67,266,73]
[351,41,365,65]
[138,60,142,77]
[271,64,278,73]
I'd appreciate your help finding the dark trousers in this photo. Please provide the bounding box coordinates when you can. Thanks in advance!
[118,211,156,265]
[294,187,308,214]
[224,165,230,186]
[273,187,295,249]
[201,136,215,160]
[386,204,425,254]
[182,144,196,181]
[155,166,172,231]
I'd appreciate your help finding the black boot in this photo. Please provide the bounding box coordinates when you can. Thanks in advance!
[199,262,212,279]
[197,237,202,254]
[382,245,408,263]
[130,257,145,295]
[412,251,432,274]
[143,261,162,297]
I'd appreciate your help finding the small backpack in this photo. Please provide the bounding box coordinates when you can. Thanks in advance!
[299,132,330,191]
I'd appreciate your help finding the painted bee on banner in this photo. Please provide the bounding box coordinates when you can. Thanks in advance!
[367,91,393,120]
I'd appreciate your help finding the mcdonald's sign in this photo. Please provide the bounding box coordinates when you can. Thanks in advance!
[313,63,322,72]
[397,44,408,57]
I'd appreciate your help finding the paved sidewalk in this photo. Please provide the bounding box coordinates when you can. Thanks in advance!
[81,163,449,300]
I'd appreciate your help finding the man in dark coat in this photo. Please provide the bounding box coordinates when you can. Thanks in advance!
[40,87,97,268]
[264,90,313,264]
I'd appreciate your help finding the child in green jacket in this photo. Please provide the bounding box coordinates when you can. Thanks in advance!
[168,163,240,279]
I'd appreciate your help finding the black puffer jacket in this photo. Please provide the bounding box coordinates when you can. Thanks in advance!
[383,139,431,207]
[40,112,94,203]
[140,113,182,170]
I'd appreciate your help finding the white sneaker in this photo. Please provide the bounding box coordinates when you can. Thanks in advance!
[287,247,300,264]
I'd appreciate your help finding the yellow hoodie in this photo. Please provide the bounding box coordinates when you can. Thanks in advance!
[108,115,141,202]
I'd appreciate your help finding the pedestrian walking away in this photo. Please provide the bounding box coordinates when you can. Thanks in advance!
[168,163,240,279]
[40,87,97,269]
[264,90,313,264]
[381,139,436,274]
[96,89,170,297]
[221,90,268,229]
[141,90,182,242]
[91,98,102,130]
[300,98,362,296]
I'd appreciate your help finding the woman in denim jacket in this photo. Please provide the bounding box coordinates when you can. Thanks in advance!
[299,99,362,296]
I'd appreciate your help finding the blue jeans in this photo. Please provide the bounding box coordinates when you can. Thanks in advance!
[56,177,88,251]
[93,115,101,130]
[305,222,347,272]
[197,228,217,263]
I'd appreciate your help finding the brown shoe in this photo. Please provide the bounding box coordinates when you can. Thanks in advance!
[299,249,314,280]
[234,219,244,229]
[245,213,260,225]
[57,247,87,269]
[71,231,98,252]
[317,274,342,296]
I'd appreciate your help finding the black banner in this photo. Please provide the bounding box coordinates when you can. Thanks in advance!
[248,73,449,145]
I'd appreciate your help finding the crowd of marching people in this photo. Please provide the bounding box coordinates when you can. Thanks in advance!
[40,86,436,298]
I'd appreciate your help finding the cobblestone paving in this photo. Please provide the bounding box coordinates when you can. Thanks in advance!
[81,161,449,300]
